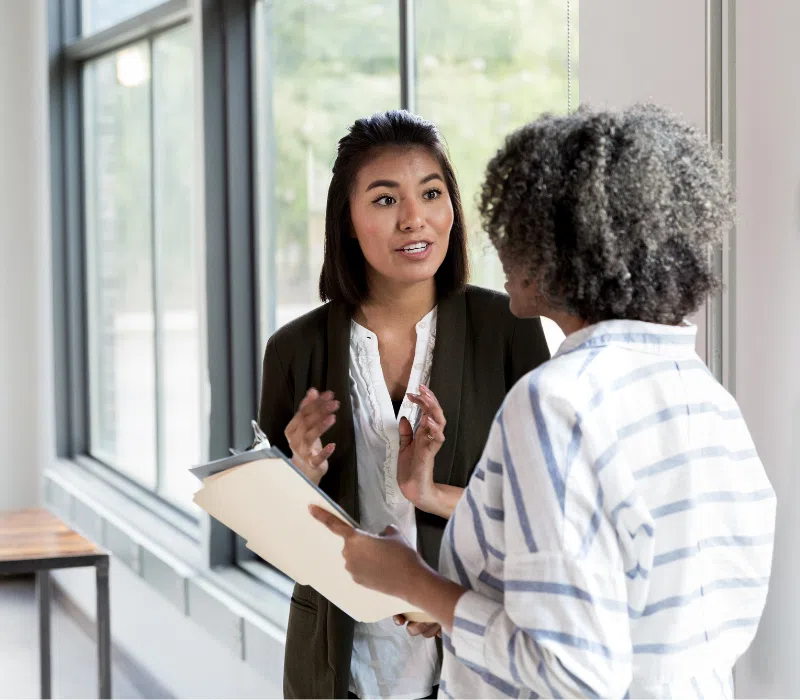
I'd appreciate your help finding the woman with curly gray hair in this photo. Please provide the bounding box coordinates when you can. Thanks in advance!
[312,105,776,698]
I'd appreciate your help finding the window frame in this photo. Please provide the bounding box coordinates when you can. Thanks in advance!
[51,0,202,540]
[49,0,261,559]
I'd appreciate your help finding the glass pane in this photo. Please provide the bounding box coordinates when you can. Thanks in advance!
[82,0,167,35]
[84,42,157,487]
[152,26,204,509]
[254,0,400,343]
[416,0,577,353]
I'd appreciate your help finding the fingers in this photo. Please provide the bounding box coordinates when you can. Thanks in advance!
[398,416,413,450]
[394,614,441,639]
[308,442,336,468]
[308,505,353,539]
[406,384,446,432]
[285,389,339,456]
[421,415,445,448]
[379,524,401,538]
[298,390,338,422]
[406,388,445,449]
[297,387,321,410]
[301,412,337,450]
[406,622,441,638]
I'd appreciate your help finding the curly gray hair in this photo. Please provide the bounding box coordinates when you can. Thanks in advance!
[479,104,734,325]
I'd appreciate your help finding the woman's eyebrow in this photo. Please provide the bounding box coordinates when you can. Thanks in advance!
[365,179,399,191]
[365,173,444,192]
[420,173,444,185]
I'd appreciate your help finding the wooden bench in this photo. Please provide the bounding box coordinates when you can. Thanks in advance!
[0,508,111,699]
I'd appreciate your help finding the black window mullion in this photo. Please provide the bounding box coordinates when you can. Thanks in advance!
[49,0,90,459]
[200,0,258,568]
[200,0,234,567]
[223,0,258,454]
[399,0,416,112]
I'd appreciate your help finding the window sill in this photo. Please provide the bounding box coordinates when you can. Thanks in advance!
[72,453,202,541]
[43,460,290,667]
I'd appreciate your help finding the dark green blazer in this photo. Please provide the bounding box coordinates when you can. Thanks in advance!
[257,285,550,699]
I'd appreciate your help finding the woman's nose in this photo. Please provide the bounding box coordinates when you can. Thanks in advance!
[399,199,424,231]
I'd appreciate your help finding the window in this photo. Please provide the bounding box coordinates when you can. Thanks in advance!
[254,0,576,351]
[254,0,400,342]
[76,7,203,512]
[416,0,577,291]
[82,0,169,35]
[415,0,577,350]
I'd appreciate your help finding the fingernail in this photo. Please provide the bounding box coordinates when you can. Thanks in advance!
[419,384,429,393]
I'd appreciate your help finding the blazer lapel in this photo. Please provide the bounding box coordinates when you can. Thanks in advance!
[323,301,359,521]
[428,291,466,486]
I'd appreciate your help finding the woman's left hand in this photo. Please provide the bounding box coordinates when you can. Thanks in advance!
[396,384,446,510]
[393,615,442,639]
[308,505,424,600]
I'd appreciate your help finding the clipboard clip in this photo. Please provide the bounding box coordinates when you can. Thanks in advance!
[228,420,271,456]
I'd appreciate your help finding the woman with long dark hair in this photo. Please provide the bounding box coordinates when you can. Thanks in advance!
[258,110,550,699]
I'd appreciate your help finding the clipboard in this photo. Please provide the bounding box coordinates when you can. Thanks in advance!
[190,439,431,624]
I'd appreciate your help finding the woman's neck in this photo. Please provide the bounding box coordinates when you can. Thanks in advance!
[355,277,437,332]
[543,307,591,338]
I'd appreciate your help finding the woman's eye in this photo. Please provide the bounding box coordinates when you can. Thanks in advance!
[423,188,443,200]
[374,195,396,206]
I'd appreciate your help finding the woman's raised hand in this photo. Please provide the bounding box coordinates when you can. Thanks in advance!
[284,388,339,486]
[396,384,446,508]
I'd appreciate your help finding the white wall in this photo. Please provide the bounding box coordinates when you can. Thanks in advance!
[730,1,800,695]
[0,0,51,511]
[579,0,707,128]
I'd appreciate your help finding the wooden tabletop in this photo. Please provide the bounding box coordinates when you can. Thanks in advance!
[0,508,105,568]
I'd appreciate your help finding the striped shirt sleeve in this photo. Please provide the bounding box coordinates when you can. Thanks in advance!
[448,374,639,698]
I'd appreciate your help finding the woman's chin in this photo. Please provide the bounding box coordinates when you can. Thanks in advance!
[372,268,439,289]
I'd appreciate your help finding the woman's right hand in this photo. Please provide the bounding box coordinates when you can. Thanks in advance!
[284,388,339,486]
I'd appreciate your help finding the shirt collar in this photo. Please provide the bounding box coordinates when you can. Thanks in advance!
[554,319,699,359]
[350,305,438,344]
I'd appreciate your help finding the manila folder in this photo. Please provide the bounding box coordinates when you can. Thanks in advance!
[192,456,431,624]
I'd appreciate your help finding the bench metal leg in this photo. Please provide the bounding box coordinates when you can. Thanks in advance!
[96,558,112,699]
[36,570,51,699]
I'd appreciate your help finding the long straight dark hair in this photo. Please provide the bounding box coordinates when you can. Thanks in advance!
[318,110,469,305]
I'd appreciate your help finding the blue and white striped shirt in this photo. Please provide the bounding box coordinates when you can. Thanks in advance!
[438,320,776,698]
